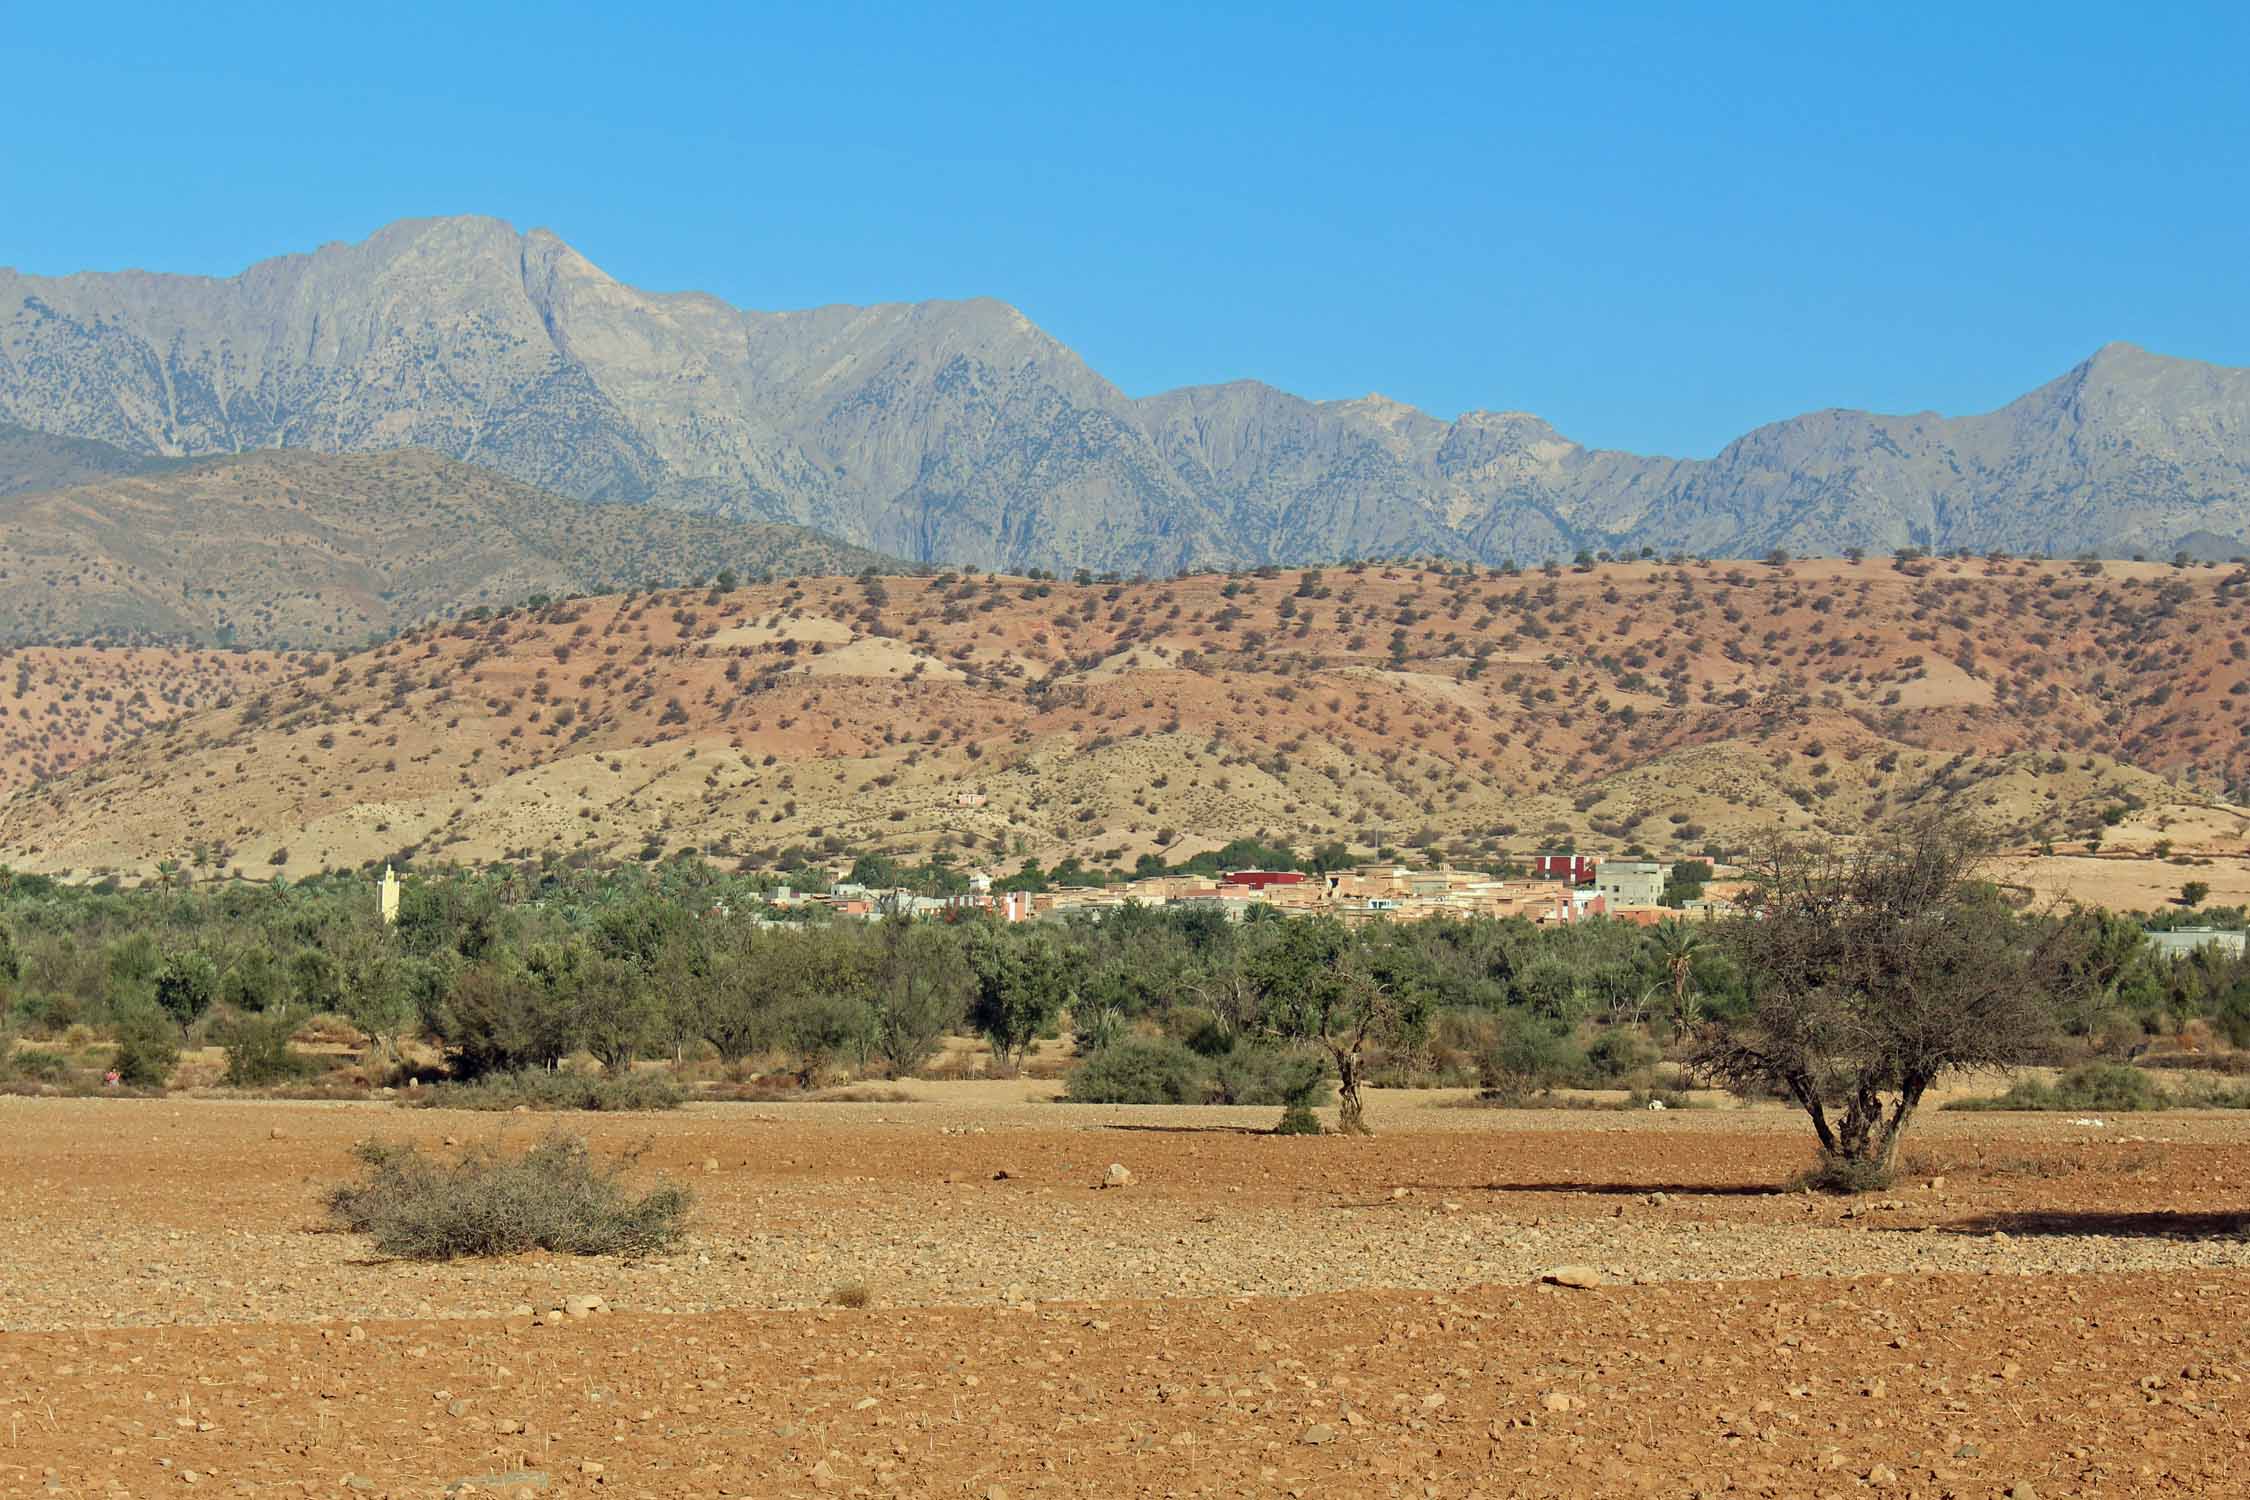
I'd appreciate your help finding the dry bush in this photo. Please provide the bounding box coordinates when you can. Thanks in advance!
[325,1133,689,1260]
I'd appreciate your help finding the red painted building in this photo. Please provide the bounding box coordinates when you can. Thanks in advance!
[1223,869,1307,889]
[1531,853,1598,886]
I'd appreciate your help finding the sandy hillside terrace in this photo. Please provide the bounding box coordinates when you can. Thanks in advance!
[3,1087,2248,1497]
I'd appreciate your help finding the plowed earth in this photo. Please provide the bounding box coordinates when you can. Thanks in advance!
[4,1092,2248,1497]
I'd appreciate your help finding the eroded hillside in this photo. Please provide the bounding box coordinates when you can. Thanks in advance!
[4,557,2247,880]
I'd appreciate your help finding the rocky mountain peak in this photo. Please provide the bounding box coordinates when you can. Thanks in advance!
[2,217,2247,569]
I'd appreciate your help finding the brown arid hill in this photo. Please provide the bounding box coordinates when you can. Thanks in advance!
[0,644,293,802]
[0,446,898,648]
[4,556,2248,896]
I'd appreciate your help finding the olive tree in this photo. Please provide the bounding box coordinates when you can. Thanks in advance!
[1224,915,1414,1135]
[1693,817,2094,1182]
[966,925,1073,1074]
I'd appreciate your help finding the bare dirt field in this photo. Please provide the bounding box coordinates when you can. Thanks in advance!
[5,1088,2249,1497]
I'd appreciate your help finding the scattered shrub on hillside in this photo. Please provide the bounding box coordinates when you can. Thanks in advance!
[1063,1036,1210,1104]
[221,1010,326,1087]
[325,1133,690,1260]
[109,1007,181,1089]
[409,1068,684,1112]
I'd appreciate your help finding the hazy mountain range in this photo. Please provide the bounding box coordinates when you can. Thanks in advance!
[0,446,890,647]
[3,214,2247,572]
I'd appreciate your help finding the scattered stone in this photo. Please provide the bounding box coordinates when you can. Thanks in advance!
[702,1158,719,1173]
[1104,1163,1134,1188]
[1543,1266,1603,1290]
[1541,1392,1584,1412]
[1866,1462,1898,1485]
[446,1477,547,1500]
[1300,1423,1337,1445]
[562,1294,605,1319]
[2007,1486,2039,1500]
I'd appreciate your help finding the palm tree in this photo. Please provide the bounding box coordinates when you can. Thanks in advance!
[1652,920,1705,1029]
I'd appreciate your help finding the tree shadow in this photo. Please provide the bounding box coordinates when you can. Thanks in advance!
[1353,1179,1782,1198]
[1469,1179,1782,1198]
[1098,1122,1273,1136]
[1938,1209,2250,1239]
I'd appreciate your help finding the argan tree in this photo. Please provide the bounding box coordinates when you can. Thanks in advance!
[1693,816,2095,1183]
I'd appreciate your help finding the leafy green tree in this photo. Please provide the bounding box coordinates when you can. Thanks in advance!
[967,926,1073,1074]
[110,1004,180,1088]
[1694,818,2097,1179]
[2181,881,2212,908]
[153,951,218,1032]
[866,919,970,1077]
[289,947,343,1012]
[1228,916,1411,1134]
[219,944,283,1012]
[427,957,580,1077]
[574,951,660,1074]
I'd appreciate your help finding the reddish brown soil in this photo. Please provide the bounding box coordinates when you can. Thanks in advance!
[8,558,2247,885]
[4,1096,2249,1496]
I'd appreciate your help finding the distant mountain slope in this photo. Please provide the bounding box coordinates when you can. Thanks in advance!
[0,420,165,498]
[5,557,2246,882]
[0,448,897,648]
[4,216,2248,570]
[0,645,289,801]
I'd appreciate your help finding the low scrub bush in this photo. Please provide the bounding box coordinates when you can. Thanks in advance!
[5,1046,72,1083]
[410,1068,684,1112]
[1947,1062,2166,1113]
[221,1010,326,1087]
[1584,1029,1662,1084]
[1472,1012,1587,1105]
[1064,1036,1210,1104]
[1211,1044,1328,1107]
[109,1007,180,1089]
[1789,1152,1896,1195]
[325,1133,690,1260]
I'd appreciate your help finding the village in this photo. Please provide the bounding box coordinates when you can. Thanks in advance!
[780,852,1738,927]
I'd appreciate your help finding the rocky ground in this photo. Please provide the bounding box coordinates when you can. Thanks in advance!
[4,1089,2248,1496]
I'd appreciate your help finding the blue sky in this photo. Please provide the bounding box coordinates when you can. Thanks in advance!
[6,1,2246,457]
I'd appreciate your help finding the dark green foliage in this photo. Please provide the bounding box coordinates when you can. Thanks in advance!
[1948,1062,2165,1113]
[1210,1044,1329,1107]
[1063,1036,1210,1104]
[1584,1027,1661,1083]
[154,951,219,1030]
[967,926,1073,1072]
[6,1046,71,1082]
[1475,1011,1586,1103]
[324,1133,690,1259]
[220,1010,324,1086]
[109,1006,180,1088]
